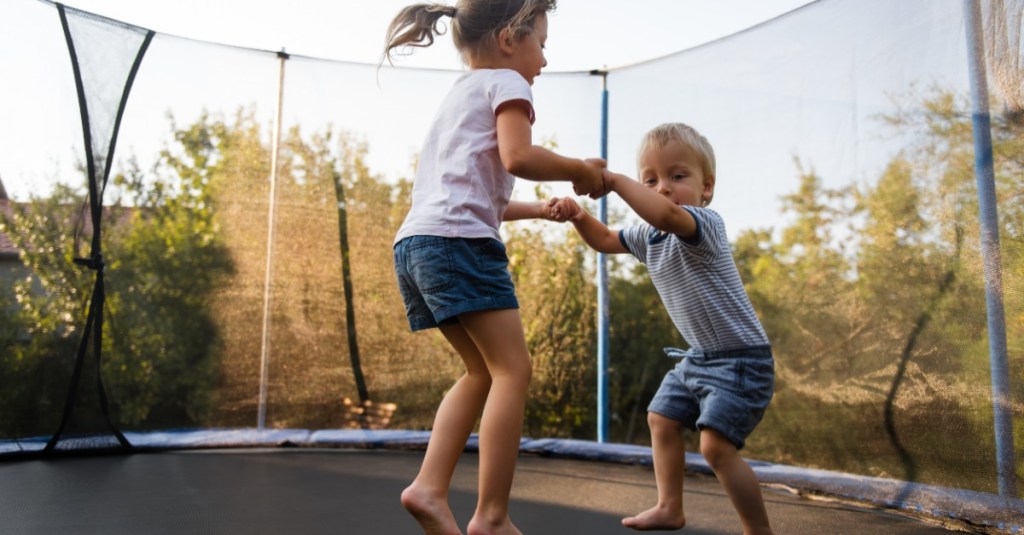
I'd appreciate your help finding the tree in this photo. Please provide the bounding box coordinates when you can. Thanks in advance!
[0,186,92,436]
[605,262,682,445]
[0,131,234,435]
[503,190,598,438]
[732,88,1023,494]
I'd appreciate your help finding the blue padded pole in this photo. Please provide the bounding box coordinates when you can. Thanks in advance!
[963,0,1016,497]
[591,69,610,443]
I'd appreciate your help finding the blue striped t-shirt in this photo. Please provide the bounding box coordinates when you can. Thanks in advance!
[618,206,769,351]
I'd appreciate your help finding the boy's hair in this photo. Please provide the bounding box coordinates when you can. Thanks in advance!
[383,0,557,64]
[637,123,717,203]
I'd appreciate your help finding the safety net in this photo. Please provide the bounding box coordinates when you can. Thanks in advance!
[0,0,1021,531]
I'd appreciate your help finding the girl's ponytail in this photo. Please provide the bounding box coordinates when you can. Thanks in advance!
[383,3,456,63]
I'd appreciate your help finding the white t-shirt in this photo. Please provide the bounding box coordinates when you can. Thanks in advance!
[395,69,535,243]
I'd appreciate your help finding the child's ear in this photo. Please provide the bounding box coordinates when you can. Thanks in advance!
[497,28,516,55]
[703,175,716,206]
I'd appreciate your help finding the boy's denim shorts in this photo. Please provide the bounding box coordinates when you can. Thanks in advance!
[393,235,519,332]
[648,345,774,450]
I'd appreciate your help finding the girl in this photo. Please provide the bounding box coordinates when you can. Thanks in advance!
[383,1,604,534]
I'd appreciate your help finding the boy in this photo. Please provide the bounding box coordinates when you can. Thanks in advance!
[551,123,775,534]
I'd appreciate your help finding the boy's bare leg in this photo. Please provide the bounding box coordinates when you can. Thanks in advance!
[700,428,773,535]
[622,412,687,530]
[459,309,531,535]
[401,322,492,535]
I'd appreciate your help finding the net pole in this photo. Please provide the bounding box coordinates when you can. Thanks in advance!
[963,0,1016,497]
[257,49,289,430]
[591,69,610,443]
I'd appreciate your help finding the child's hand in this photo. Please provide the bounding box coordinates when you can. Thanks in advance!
[572,158,606,198]
[601,168,628,194]
[543,198,565,221]
[549,197,582,222]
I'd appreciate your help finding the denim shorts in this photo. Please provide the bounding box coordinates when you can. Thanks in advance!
[393,235,519,331]
[647,346,774,450]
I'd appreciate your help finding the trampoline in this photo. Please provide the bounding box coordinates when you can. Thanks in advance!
[1,445,961,534]
[2,1,1023,534]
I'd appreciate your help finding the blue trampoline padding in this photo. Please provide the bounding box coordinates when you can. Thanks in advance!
[2,428,1021,534]
[311,429,431,448]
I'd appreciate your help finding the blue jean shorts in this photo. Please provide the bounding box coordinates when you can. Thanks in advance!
[393,235,519,331]
[647,346,774,450]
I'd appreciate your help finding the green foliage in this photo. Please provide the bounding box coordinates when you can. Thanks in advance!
[505,203,598,439]
[103,139,234,426]
[735,88,1023,495]
[605,263,683,446]
[0,131,234,435]
[0,186,90,436]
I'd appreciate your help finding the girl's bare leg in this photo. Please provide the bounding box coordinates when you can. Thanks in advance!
[401,322,493,535]
[458,309,531,535]
[622,412,687,530]
[700,428,773,535]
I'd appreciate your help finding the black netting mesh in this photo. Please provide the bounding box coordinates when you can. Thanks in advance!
[0,0,1021,528]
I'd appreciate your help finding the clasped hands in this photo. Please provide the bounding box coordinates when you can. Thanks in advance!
[570,158,611,200]
[548,158,615,223]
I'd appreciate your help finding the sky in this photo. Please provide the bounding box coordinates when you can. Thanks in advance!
[4,0,971,238]
[55,0,816,70]
[0,0,983,253]
[1,0,818,226]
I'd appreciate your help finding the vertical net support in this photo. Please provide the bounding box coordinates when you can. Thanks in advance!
[257,49,290,430]
[333,169,370,406]
[45,3,154,452]
[591,69,611,443]
[963,0,1018,497]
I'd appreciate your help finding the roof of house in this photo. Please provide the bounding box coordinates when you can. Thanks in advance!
[1,176,23,259]
[0,199,17,260]
[0,188,137,262]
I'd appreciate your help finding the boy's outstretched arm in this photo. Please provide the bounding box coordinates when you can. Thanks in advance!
[604,170,697,237]
[551,198,627,254]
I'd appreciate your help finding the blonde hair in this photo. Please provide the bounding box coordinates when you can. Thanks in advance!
[637,122,717,205]
[383,0,556,65]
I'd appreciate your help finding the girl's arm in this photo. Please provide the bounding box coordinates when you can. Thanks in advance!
[605,170,698,237]
[504,200,556,221]
[495,102,605,196]
[553,198,627,254]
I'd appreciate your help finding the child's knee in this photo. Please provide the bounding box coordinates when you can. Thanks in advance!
[489,351,532,386]
[648,412,682,435]
[699,428,738,468]
[464,368,493,388]
[515,356,533,384]
[504,355,532,388]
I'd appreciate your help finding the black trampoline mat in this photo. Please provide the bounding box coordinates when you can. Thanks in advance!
[0,448,958,534]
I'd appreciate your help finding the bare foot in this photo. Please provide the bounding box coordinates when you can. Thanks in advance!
[621,504,686,531]
[401,484,462,535]
[466,515,522,535]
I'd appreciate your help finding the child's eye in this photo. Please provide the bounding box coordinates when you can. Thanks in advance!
[672,173,687,181]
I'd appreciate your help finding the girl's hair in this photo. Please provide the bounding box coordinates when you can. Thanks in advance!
[383,0,556,64]
[637,122,717,204]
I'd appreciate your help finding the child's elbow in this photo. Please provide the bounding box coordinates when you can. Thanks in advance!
[653,211,694,236]
[502,155,530,177]
[643,211,672,231]
[500,145,535,177]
